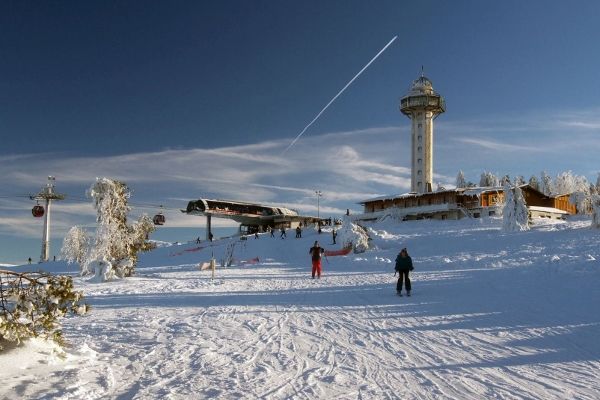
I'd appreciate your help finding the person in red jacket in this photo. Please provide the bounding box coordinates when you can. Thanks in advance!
[309,241,325,279]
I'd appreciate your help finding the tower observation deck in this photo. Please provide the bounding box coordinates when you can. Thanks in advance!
[400,72,445,193]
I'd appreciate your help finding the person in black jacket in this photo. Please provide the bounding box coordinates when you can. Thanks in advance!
[394,247,414,296]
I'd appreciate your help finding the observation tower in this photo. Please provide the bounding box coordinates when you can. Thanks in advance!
[400,70,445,193]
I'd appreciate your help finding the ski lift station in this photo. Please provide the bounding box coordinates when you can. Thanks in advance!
[184,198,326,239]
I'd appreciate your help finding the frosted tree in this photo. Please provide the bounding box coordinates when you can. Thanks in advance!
[502,184,529,231]
[539,171,553,195]
[591,195,600,228]
[514,175,526,186]
[528,175,540,191]
[456,170,466,189]
[567,174,592,214]
[500,174,511,186]
[554,171,575,195]
[596,173,600,193]
[85,178,156,280]
[569,192,591,215]
[479,171,499,187]
[60,226,90,273]
[0,270,88,350]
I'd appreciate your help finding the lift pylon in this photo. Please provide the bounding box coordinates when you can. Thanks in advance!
[30,176,65,262]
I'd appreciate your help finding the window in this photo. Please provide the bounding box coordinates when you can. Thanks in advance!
[473,212,481,218]
[489,210,496,216]
[418,146,422,152]
[418,135,422,142]
[418,170,422,175]
[418,158,422,164]
[418,123,422,129]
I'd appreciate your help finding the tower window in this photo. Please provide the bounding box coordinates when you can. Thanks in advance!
[418,146,422,152]
[418,170,422,175]
[418,135,422,142]
[418,158,422,164]
[418,123,422,129]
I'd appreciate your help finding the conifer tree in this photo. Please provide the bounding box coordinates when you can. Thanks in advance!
[540,171,553,195]
[502,183,529,231]
[0,270,88,350]
[528,175,540,191]
[456,170,466,189]
[592,195,600,228]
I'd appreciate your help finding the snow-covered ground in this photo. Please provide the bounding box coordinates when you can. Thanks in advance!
[2,217,600,399]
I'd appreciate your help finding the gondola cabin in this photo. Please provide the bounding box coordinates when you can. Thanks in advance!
[153,213,165,225]
[32,205,44,218]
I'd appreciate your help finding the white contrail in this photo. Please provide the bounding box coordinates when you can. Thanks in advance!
[283,36,398,154]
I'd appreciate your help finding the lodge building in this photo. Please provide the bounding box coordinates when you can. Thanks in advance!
[355,185,576,223]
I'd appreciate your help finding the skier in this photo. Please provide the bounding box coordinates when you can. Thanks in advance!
[309,240,325,279]
[280,227,286,239]
[296,226,302,238]
[394,247,414,296]
[332,229,337,244]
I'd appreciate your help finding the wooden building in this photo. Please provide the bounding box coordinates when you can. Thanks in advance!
[355,185,576,223]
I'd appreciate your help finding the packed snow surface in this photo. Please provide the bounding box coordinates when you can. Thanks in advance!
[2,217,600,399]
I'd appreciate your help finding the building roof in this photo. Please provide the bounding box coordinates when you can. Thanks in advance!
[358,187,504,204]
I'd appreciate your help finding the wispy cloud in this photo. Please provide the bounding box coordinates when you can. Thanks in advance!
[2,108,600,243]
[0,126,406,238]
[452,137,544,152]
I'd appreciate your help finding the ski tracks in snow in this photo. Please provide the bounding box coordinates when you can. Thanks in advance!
[12,225,600,399]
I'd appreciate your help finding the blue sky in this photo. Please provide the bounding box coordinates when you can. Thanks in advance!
[2,1,600,264]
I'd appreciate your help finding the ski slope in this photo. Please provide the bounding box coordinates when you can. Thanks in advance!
[2,217,600,399]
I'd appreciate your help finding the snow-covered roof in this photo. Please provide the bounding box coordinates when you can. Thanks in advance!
[528,206,569,214]
[359,187,504,204]
[462,187,503,196]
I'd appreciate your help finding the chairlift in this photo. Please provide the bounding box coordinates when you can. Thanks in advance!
[153,205,165,225]
[32,204,44,218]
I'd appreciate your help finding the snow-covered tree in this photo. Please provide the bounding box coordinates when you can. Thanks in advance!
[500,174,511,186]
[514,175,526,186]
[84,178,155,280]
[528,175,540,191]
[0,270,88,350]
[479,171,499,187]
[554,171,575,195]
[60,226,90,273]
[570,191,591,215]
[550,171,590,213]
[539,171,553,196]
[592,195,600,228]
[502,183,529,231]
[554,171,589,196]
[456,170,466,189]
